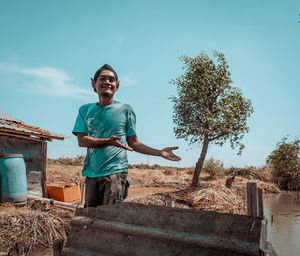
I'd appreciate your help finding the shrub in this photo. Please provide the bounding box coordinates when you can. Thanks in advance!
[225,166,258,179]
[267,138,300,190]
[203,158,224,179]
[256,165,272,182]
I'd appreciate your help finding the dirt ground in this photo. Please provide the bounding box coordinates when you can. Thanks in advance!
[0,164,279,255]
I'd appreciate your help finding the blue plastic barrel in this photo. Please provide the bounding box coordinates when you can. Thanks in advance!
[0,154,27,205]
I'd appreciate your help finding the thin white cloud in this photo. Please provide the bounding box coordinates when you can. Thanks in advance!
[119,74,136,86]
[0,63,94,99]
[20,67,70,81]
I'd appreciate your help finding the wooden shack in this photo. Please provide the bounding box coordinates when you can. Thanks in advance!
[0,110,67,197]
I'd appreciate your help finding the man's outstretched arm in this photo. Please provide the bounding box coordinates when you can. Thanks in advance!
[76,133,133,151]
[127,135,181,161]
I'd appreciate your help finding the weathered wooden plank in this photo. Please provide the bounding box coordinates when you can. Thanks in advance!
[53,238,64,256]
[247,182,258,217]
[0,128,54,140]
[41,141,47,197]
[258,188,264,218]
[0,131,44,142]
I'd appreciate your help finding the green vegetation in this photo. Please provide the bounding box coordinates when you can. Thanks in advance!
[201,158,267,181]
[170,51,253,186]
[202,158,224,179]
[267,138,300,190]
[225,166,259,179]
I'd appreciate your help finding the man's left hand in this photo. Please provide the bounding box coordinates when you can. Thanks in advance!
[161,147,181,161]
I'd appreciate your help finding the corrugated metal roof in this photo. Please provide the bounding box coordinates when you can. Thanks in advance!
[0,110,22,123]
[0,110,67,141]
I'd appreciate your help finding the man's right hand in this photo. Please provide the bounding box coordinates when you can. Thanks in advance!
[108,136,133,151]
[77,133,133,151]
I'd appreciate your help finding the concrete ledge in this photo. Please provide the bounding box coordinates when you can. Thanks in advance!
[68,216,259,255]
[62,203,265,256]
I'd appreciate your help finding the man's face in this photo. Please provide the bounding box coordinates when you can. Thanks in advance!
[92,70,119,98]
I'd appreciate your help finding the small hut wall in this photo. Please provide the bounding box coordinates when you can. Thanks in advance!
[0,134,43,173]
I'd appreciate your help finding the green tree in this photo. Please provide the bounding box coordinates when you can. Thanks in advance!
[170,51,254,186]
[267,138,300,190]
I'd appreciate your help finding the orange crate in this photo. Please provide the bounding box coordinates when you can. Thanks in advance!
[47,182,81,204]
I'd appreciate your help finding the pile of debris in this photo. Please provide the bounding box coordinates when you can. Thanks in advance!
[173,186,247,214]
[127,184,247,215]
[127,177,279,215]
[0,202,74,255]
[230,176,280,194]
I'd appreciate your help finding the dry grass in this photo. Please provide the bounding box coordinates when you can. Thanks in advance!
[172,185,247,215]
[47,156,84,166]
[0,202,74,255]
[127,175,280,215]
[180,177,279,214]
[46,162,199,190]
[127,182,247,215]
[47,164,84,190]
[127,167,205,188]
[230,176,280,194]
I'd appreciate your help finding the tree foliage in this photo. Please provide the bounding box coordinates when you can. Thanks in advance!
[267,138,300,190]
[170,51,254,186]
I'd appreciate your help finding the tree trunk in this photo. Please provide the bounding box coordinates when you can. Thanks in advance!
[191,134,209,187]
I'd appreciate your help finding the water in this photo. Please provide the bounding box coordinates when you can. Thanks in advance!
[264,192,300,256]
[128,187,177,198]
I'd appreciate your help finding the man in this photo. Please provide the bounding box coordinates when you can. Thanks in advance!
[73,64,180,207]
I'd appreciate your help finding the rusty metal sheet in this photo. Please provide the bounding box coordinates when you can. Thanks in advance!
[0,110,67,140]
[0,120,42,136]
[0,110,22,122]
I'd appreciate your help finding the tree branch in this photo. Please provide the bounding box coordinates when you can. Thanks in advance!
[209,132,228,142]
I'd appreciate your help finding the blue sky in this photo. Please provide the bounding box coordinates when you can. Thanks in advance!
[0,0,299,168]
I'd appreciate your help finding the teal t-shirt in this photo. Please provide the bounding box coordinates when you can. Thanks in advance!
[72,101,136,178]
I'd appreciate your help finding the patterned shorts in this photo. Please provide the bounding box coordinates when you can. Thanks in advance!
[84,172,129,207]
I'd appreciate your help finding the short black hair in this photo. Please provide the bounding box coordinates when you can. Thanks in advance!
[93,64,118,82]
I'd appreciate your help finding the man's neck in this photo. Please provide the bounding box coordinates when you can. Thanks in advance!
[98,97,114,106]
